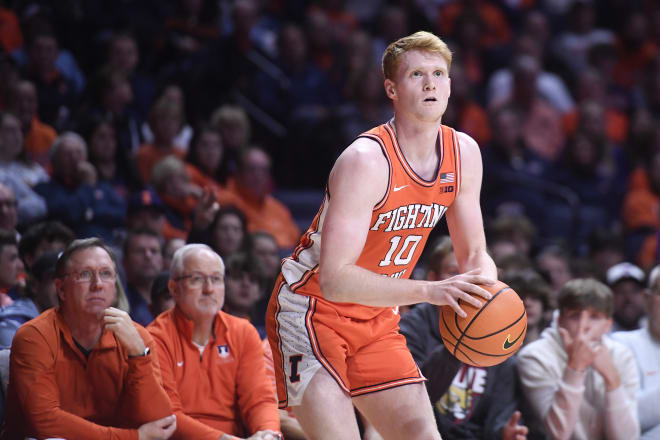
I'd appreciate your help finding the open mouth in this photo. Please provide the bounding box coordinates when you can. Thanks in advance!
[423,97,437,102]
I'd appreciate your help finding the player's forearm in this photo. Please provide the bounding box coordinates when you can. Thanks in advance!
[319,263,430,306]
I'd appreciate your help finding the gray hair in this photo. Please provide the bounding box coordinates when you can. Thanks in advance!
[151,156,185,192]
[170,243,224,278]
[50,131,87,161]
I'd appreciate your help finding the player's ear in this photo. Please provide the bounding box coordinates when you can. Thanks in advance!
[384,79,396,99]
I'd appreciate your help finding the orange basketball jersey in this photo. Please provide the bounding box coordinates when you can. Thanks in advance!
[280,121,461,319]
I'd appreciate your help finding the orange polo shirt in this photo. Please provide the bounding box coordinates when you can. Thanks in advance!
[23,117,57,169]
[3,308,173,440]
[134,143,185,185]
[148,306,279,440]
[226,178,301,249]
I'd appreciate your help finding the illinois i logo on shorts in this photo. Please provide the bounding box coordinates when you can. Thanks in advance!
[216,344,234,363]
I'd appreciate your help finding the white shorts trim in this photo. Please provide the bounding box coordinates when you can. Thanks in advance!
[275,286,324,407]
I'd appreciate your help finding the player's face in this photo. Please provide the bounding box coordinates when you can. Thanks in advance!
[171,250,225,322]
[385,50,451,123]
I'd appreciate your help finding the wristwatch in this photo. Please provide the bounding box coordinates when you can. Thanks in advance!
[129,347,150,358]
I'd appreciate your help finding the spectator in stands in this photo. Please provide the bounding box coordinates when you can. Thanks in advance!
[246,231,281,287]
[147,243,280,439]
[606,262,647,332]
[84,115,130,198]
[0,184,17,235]
[105,31,156,121]
[142,85,193,154]
[34,132,126,244]
[190,205,248,262]
[0,112,49,188]
[535,245,574,299]
[17,220,74,270]
[487,214,536,260]
[548,125,624,252]
[567,68,629,144]
[613,264,660,439]
[9,80,56,168]
[123,229,164,326]
[210,104,251,178]
[223,253,263,328]
[163,238,185,271]
[185,123,226,186]
[551,1,615,79]
[399,236,528,440]
[253,23,339,134]
[0,229,22,306]
[150,271,174,319]
[0,251,59,348]
[135,96,186,184]
[612,10,658,90]
[151,156,202,239]
[622,150,660,267]
[481,106,549,234]
[517,278,640,440]
[443,60,491,146]
[587,227,625,281]
[85,68,142,159]
[227,147,300,249]
[491,55,565,162]
[3,238,176,439]
[487,31,574,116]
[245,231,280,332]
[503,269,553,345]
[127,189,168,240]
[21,31,78,130]
[184,123,241,207]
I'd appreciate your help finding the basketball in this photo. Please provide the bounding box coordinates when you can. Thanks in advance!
[438,280,527,367]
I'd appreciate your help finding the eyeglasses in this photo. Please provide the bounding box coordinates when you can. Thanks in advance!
[175,273,223,289]
[64,268,116,283]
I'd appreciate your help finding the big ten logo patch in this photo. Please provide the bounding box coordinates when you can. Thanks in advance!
[216,344,235,363]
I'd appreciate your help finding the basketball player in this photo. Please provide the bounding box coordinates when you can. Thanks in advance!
[266,31,497,439]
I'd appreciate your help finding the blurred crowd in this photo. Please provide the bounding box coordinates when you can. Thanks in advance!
[1,0,660,438]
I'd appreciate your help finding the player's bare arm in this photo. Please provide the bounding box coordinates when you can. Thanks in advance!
[319,136,493,313]
[446,131,498,280]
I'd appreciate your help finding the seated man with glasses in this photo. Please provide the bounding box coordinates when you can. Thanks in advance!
[147,244,280,440]
[3,237,177,440]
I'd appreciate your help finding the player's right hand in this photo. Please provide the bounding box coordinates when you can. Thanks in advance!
[427,268,494,317]
[138,414,176,440]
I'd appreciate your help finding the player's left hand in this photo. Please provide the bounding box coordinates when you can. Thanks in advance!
[502,411,528,440]
[103,307,147,356]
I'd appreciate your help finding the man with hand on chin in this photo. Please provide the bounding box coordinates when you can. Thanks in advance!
[3,238,176,440]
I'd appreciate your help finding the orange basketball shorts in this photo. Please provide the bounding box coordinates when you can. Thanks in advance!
[265,276,425,408]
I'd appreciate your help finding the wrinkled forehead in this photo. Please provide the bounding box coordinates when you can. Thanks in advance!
[67,246,115,270]
[182,248,225,274]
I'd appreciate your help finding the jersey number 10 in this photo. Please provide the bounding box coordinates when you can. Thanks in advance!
[378,235,422,267]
